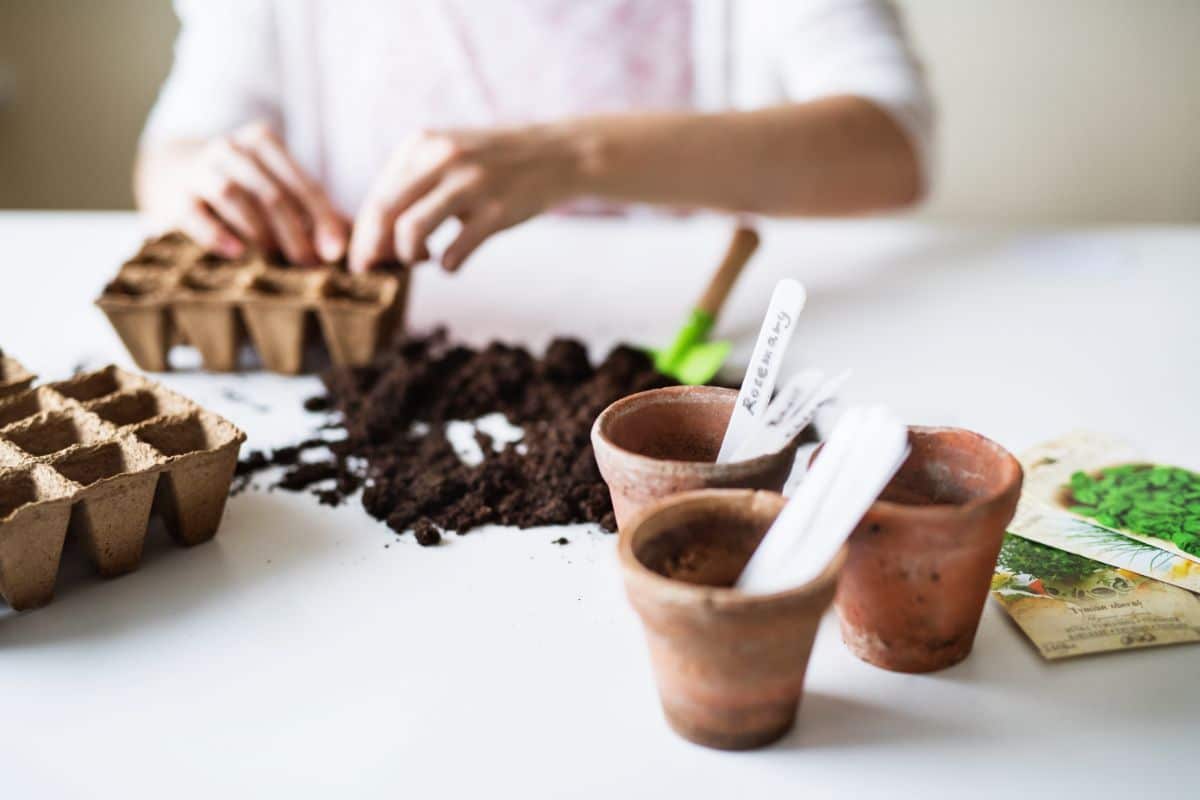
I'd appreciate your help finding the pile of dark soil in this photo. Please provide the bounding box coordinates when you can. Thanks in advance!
[236,330,674,543]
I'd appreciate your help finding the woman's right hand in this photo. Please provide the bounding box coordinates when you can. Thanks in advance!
[168,121,348,264]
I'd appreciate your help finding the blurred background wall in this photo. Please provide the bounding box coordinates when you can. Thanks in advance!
[0,0,1197,221]
[0,0,177,210]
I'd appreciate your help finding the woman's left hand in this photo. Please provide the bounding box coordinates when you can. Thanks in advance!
[348,125,584,273]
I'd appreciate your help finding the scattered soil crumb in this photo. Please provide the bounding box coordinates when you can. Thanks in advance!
[412,518,442,547]
[272,445,301,465]
[304,395,332,413]
[236,450,269,476]
[277,462,339,491]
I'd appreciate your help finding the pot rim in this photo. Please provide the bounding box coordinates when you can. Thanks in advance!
[811,425,1023,520]
[618,488,846,611]
[592,386,795,478]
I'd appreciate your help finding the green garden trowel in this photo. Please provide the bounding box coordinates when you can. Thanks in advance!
[652,225,760,385]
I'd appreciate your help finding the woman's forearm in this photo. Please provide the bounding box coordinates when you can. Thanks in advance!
[344,96,925,271]
[563,96,923,216]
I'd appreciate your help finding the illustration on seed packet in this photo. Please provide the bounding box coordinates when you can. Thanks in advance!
[1008,501,1200,593]
[1020,431,1200,565]
[991,533,1200,660]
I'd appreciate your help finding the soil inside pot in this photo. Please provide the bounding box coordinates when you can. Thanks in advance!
[603,396,730,463]
[879,483,946,506]
[881,461,986,506]
[637,511,770,587]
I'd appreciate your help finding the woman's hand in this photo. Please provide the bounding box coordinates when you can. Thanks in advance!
[140,121,349,264]
[348,126,583,273]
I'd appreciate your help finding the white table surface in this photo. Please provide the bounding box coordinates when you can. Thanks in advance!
[0,211,1195,798]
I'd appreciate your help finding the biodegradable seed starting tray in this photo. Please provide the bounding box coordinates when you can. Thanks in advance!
[97,232,408,374]
[0,362,245,610]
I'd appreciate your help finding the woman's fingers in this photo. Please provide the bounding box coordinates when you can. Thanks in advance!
[197,170,275,252]
[441,203,507,272]
[393,169,481,264]
[349,134,461,272]
[350,170,439,271]
[179,198,245,258]
[348,191,401,273]
[233,123,349,262]
[215,142,317,264]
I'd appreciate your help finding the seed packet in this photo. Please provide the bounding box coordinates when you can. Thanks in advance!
[1020,431,1200,565]
[992,534,1200,659]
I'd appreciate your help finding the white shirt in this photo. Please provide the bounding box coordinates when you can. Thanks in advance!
[144,0,934,216]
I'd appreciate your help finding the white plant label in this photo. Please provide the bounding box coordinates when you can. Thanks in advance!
[736,405,909,595]
[716,278,807,463]
[733,369,851,462]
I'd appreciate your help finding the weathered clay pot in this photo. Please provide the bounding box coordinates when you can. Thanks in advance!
[592,386,800,530]
[620,489,844,750]
[832,426,1023,673]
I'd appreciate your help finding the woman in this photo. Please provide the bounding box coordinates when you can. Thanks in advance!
[136,0,933,273]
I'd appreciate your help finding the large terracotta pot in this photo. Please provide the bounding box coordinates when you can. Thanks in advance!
[832,426,1023,673]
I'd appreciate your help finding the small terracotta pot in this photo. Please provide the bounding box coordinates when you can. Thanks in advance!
[620,489,844,750]
[592,386,801,530]
[832,426,1023,673]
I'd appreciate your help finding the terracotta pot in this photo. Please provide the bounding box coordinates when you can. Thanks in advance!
[620,489,844,750]
[832,426,1023,673]
[592,386,801,530]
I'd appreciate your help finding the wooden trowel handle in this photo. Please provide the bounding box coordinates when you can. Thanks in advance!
[697,226,760,318]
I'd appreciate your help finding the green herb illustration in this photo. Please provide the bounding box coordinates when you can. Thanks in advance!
[1065,464,1200,556]
[1066,515,1179,570]
[997,533,1106,583]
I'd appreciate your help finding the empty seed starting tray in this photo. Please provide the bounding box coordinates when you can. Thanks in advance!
[97,232,408,374]
[0,364,245,610]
